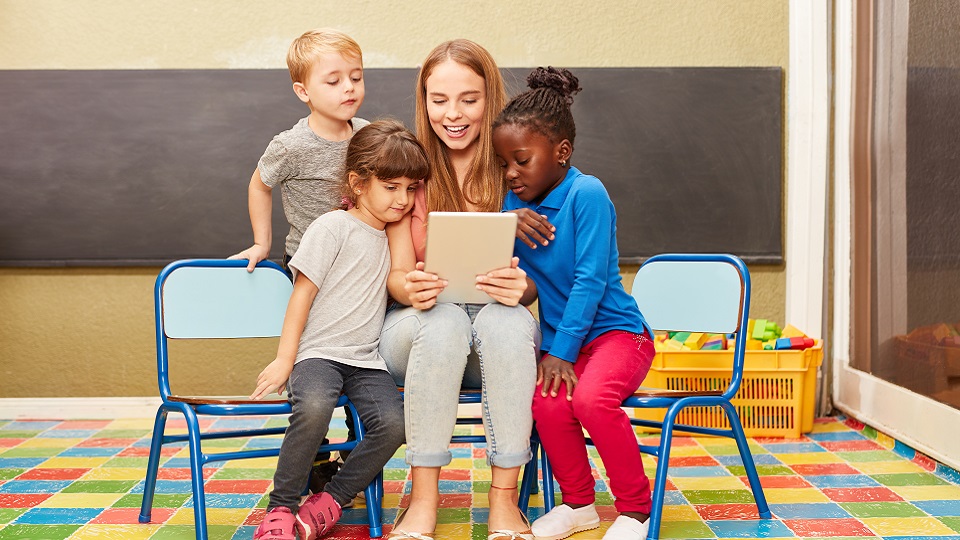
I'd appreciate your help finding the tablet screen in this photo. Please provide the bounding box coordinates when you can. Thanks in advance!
[423,212,518,304]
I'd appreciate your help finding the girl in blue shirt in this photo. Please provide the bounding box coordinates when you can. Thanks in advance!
[494,67,656,540]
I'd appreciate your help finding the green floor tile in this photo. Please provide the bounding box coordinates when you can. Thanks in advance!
[594,491,614,505]
[211,468,275,480]
[384,468,409,481]
[103,457,150,468]
[93,429,150,438]
[147,524,237,539]
[0,509,27,524]
[839,501,927,518]
[437,507,470,523]
[263,418,290,428]
[0,524,80,540]
[472,481,491,492]
[0,447,63,458]
[114,493,190,508]
[870,472,949,486]
[0,432,42,439]
[257,494,269,508]
[862,425,879,439]
[835,450,899,462]
[62,479,139,493]
[659,519,716,538]
[0,469,24,481]
[727,464,794,476]
[471,522,489,540]
[682,489,755,504]
[939,516,960,533]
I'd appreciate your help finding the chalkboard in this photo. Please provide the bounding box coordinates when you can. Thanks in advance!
[0,68,782,266]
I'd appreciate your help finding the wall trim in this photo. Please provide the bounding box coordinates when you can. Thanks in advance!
[786,0,830,338]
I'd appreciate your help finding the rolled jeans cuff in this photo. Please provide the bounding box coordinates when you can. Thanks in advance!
[405,449,452,468]
[487,447,533,468]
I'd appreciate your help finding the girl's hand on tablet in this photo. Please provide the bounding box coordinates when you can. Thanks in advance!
[476,257,527,306]
[509,209,555,249]
[405,261,447,310]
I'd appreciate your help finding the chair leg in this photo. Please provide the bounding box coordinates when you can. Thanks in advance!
[181,406,209,540]
[365,470,384,538]
[646,403,683,540]
[518,441,539,515]
[139,406,169,523]
[720,401,771,518]
[540,445,555,513]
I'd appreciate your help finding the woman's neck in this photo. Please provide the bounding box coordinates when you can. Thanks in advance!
[447,145,476,189]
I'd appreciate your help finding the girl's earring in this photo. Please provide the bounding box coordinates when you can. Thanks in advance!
[560,160,567,167]
[355,189,361,194]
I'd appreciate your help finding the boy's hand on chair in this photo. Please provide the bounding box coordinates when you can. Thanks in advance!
[509,209,556,249]
[476,257,526,306]
[250,358,293,400]
[537,354,578,401]
[228,243,270,273]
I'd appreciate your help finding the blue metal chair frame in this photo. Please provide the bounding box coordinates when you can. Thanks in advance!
[521,254,771,540]
[138,259,384,539]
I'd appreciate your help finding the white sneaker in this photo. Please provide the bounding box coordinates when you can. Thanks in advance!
[601,516,649,540]
[531,504,600,540]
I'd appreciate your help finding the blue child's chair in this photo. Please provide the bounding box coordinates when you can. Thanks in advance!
[522,253,771,540]
[138,259,385,539]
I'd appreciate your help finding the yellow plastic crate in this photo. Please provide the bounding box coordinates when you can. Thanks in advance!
[634,342,823,438]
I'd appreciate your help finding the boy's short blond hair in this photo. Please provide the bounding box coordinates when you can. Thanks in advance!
[287,28,362,84]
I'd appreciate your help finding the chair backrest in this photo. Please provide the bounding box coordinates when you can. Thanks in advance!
[631,254,751,397]
[154,259,293,397]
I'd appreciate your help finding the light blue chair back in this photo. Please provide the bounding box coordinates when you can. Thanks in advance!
[161,264,292,339]
[631,258,746,334]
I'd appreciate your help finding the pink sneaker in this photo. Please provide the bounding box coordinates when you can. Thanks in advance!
[253,506,296,540]
[296,491,342,540]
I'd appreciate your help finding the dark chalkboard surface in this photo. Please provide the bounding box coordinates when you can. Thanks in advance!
[0,68,782,266]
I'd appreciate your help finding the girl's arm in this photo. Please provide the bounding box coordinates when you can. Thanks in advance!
[229,168,274,272]
[385,215,447,310]
[250,272,319,399]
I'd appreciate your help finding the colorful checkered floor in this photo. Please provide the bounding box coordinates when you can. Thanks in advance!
[1,415,959,539]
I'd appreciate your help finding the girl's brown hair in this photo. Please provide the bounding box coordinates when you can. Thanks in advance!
[342,119,430,206]
[415,39,507,213]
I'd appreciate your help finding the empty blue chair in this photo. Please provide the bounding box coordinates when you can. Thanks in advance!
[138,259,384,539]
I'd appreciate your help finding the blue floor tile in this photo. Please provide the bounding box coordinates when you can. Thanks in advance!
[0,480,73,493]
[913,500,960,516]
[706,518,795,537]
[669,466,734,477]
[15,507,102,525]
[769,503,851,519]
[761,443,825,454]
[804,474,880,488]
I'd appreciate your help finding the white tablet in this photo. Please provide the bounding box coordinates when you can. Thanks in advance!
[423,211,518,304]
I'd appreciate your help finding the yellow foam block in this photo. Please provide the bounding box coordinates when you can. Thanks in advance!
[683,332,709,350]
[780,324,808,339]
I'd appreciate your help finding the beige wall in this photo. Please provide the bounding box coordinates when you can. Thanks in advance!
[0,0,788,397]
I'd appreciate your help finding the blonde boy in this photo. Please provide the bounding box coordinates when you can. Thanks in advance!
[231,28,369,271]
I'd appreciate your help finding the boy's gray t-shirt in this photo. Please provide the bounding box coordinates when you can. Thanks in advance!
[258,116,371,257]
[288,210,389,370]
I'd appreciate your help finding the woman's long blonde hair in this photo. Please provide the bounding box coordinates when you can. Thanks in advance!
[415,39,507,213]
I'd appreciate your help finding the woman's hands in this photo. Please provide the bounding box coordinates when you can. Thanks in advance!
[537,354,578,401]
[475,256,527,306]
[250,357,294,400]
[403,262,448,310]
[509,209,556,249]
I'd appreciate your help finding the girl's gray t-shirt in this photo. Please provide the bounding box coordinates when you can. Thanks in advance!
[288,210,389,370]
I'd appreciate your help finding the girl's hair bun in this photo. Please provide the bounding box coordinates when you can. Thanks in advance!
[527,66,581,105]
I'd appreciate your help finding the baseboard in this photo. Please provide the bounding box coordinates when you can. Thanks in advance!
[0,397,485,420]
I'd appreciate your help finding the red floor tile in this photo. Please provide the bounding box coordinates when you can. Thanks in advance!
[17,468,89,480]
[204,479,272,493]
[818,440,884,452]
[76,438,138,448]
[439,469,470,480]
[438,494,472,508]
[0,494,53,508]
[754,436,810,444]
[244,508,266,526]
[55,420,112,430]
[696,503,763,520]
[671,456,720,467]
[157,468,215,480]
[0,438,24,447]
[92,507,175,524]
[784,517,875,537]
[821,487,904,502]
[790,463,861,476]
[912,453,937,472]
[118,446,179,457]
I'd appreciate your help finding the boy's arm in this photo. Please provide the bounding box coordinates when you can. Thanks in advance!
[229,168,274,272]
[250,271,319,399]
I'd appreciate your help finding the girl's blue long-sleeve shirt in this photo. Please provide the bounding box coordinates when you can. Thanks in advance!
[503,166,651,362]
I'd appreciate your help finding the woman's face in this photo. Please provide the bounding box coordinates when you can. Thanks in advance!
[424,60,487,154]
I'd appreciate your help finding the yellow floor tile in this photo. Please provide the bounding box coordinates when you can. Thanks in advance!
[199,508,252,526]
[448,458,474,469]
[875,432,897,449]
[661,504,701,521]
[105,419,157,430]
[670,476,749,491]
[774,452,844,465]
[81,467,148,480]
[434,523,473,537]
[861,516,957,535]
[760,488,830,504]
[889,484,960,501]
[36,457,111,468]
[69,524,160,539]
[382,493,402,507]
[17,438,82,448]
[221,456,277,468]
[472,469,492,481]
[666,446,711,457]
[39,492,123,508]
[852,460,926,474]
[166,507,200,525]
[809,421,849,433]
